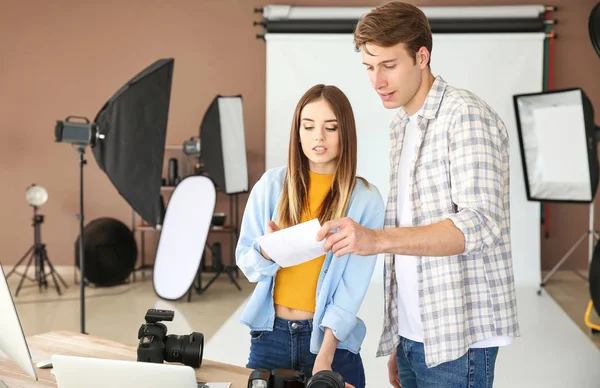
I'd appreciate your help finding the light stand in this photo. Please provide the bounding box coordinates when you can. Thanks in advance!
[536,3,600,294]
[513,86,600,295]
[193,239,242,297]
[77,146,87,335]
[539,201,600,294]
[6,204,67,297]
[54,58,174,334]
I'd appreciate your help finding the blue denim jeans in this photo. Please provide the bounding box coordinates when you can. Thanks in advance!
[396,337,499,388]
[246,317,366,388]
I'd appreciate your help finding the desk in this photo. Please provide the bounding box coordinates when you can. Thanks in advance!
[0,331,251,387]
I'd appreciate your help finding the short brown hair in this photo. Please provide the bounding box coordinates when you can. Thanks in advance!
[353,1,433,65]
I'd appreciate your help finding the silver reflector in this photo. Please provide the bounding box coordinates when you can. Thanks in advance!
[153,176,216,300]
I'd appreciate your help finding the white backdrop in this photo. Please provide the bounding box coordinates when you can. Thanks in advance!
[265,33,545,287]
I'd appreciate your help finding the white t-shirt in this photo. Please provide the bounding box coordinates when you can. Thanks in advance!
[395,110,513,348]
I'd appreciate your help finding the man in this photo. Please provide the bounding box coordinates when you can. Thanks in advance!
[316,1,519,387]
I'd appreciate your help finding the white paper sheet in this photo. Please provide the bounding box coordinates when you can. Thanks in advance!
[255,218,327,267]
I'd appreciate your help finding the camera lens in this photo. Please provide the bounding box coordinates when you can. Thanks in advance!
[164,332,204,368]
[306,370,345,388]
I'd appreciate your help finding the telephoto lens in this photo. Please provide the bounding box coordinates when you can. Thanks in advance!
[247,369,271,388]
[164,332,204,368]
[306,370,345,388]
[246,368,306,388]
[271,369,305,388]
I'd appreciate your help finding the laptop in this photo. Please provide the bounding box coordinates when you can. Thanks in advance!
[51,355,229,388]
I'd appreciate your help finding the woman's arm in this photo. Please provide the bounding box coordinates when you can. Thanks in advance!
[313,328,339,373]
[235,174,281,282]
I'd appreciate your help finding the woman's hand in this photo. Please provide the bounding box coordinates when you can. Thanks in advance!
[259,221,280,260]
[312,352,333,376]
[312,357,355,388]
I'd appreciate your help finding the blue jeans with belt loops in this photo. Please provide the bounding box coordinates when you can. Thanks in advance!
[246,317,366,388]
[396,337,499,388]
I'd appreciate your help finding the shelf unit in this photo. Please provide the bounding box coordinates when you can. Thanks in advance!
[130,144,241,284]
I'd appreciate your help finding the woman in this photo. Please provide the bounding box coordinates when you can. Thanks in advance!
[236,84,385,388]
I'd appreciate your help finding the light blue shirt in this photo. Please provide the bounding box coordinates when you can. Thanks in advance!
[236,166,385,354]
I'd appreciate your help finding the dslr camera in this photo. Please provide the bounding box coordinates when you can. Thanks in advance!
[137,309,204,368]
[248,368,346,388]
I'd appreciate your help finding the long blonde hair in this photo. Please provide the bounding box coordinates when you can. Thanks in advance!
[276,84,366,229]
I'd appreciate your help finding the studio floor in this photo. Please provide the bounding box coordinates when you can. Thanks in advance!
[4,265,600,387]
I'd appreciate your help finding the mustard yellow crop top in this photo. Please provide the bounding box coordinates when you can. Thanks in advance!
[272,170,333,313]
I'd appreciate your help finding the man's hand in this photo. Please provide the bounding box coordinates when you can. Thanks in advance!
[316,217,380,257]
[387,350,401,388]
[259,221,279,260]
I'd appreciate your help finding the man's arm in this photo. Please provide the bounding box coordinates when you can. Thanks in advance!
[319,104,505,258]
[318,217,464,257]
[376,219,465,257]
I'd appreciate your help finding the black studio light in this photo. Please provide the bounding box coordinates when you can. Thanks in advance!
[54,58,175,334]
[587,1,600,332]
[513,3,600,332]
[182,95,249,195]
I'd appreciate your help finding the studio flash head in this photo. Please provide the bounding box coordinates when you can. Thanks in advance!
[137,309,204,368]
[182,136,201,157]
[55,116,104,147]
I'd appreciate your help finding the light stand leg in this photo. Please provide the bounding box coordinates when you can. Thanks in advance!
[194,242,242,297]
[5,246,34,279]
[590,202,598,265]
[14,250,36,297]
[539,201,599,294]
[77,147,87,335]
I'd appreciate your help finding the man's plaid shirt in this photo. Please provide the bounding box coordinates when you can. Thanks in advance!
[376,76,520,368]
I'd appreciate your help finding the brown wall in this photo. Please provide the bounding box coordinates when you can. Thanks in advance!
[0,0,598,275]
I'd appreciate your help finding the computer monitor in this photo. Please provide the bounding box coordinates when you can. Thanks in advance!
[0,263,37,380]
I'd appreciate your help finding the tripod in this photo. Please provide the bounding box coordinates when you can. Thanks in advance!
[7,206,68,296]
[189,241,241,300]
[539,201,600,294]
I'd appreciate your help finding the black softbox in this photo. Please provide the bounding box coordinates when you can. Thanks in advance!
[54,58,174,334]
[93,58,174,227]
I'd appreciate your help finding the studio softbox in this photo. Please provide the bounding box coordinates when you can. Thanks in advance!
[513,88,599,203]
[199,95,248,194]
[590,1,600,58]
[54,58,174,334]
[93,58,174,227]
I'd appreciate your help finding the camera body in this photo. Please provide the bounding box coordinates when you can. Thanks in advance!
[247,368,345,388]
[137,309,204,368]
